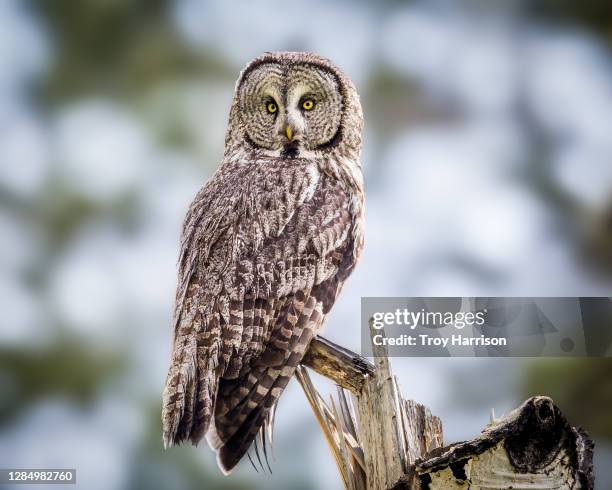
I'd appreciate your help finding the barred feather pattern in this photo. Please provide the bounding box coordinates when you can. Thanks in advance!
[162,51,364,474]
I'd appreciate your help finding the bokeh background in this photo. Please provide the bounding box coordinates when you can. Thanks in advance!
[1,1,612,488]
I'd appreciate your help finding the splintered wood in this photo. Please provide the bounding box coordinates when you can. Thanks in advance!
[355,322,444,490]
[299,325,594,489]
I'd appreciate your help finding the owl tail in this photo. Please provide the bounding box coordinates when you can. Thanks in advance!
[212,359,300,474]
[211,295,322,473]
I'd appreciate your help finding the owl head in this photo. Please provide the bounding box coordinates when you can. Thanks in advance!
[225,52,363,162]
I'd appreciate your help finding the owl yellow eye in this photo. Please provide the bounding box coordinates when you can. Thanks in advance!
[302,99,314,111]
[267,102,277,114]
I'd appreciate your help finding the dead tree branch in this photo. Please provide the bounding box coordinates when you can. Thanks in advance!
[301,337,374,393]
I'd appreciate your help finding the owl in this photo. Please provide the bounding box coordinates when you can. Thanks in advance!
[162,51,365,473]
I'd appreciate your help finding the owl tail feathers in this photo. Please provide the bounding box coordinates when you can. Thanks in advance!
[215,403,278,475]
[161,348,219,449]
[212,360,292,473]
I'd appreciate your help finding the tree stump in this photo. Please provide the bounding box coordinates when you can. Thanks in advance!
[300,329,595,490]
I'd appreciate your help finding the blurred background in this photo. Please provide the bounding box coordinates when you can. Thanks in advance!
[1,0,611,488]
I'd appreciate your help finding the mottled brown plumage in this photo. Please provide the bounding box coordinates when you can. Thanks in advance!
[162,51,365,473]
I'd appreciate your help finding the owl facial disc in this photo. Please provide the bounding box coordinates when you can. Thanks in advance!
[238,60,343,156]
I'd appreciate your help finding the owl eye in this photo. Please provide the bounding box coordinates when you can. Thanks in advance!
[302,99,315,111]
[266,102,278,114]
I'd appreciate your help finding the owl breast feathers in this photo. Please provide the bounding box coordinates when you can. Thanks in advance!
[162,51,364,473]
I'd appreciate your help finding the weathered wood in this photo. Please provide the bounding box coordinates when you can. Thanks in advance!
[396,399,444,489]
[295,365,367,490]
[412,396,594,489]
[356,322,409,490]
[402,400,444,465]
[331,396,357,490]
[302,336,374,393]
[337,386,368,490]
[300,332,594,490]
[295,365,351,489]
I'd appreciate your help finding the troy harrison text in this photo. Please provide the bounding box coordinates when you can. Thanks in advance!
[373,334,507,348]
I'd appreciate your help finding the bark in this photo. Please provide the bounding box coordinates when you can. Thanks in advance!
[412,396,594,489]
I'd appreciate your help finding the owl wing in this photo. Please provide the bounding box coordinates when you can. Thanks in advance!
[162,159,361,472]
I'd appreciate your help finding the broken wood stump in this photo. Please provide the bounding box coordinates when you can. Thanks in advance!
[300,327,595,490]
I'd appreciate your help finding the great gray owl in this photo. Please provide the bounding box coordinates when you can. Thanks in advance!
[162,51,365,473]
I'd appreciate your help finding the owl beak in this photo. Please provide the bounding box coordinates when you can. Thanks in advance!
[285,125,294,141]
